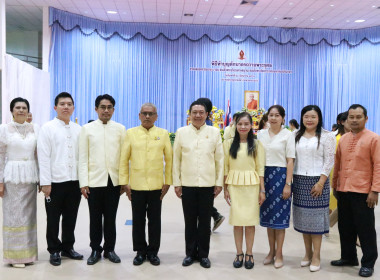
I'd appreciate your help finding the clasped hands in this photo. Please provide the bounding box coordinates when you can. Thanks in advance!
[174,186,222,199]
[118,184,170,201]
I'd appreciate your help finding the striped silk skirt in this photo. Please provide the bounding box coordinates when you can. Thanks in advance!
[2,182,38,264]
[292,175,330,234]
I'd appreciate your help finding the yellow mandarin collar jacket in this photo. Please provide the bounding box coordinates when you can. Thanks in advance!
[79,119,126,188]
[119,125,173,190]
[173,123,224,187]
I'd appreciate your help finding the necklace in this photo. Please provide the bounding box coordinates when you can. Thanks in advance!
[13,122,27,139]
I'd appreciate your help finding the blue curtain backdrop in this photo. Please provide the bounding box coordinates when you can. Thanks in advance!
[49,8,380,133]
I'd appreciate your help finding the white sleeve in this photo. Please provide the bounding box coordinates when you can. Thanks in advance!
[37,125,53,186]
[0,125,7,181]
[286,132,296,159]
[321,132,336,176]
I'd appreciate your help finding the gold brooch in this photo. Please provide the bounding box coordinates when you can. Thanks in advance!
[155,136,160,140]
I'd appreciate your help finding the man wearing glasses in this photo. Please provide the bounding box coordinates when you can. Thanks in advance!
[119,103,172,266]
[79,94,126,265]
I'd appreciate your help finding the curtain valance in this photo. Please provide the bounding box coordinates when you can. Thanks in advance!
[50,7,380,46]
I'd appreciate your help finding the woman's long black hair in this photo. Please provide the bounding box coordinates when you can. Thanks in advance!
[230,112,256,159]
[295,105,323,148]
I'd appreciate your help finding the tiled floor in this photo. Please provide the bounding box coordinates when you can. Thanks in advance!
[1,189,379,280]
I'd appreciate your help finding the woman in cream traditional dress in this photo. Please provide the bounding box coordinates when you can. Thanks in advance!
[224,112,265,269]
[0,97,39,267]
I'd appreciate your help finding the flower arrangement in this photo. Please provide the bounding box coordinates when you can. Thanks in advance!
[240,107,266,116]
[211,106,225,128]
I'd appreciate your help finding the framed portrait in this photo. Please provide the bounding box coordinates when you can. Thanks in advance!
[244,91,259,111]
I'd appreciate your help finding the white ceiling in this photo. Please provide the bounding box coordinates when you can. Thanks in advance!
[5,0,380,31]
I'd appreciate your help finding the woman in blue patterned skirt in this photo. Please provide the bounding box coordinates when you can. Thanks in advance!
[258,105,295,269]
[293,105,336,272]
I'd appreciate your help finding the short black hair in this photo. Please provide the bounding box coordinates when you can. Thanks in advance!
[55,92,74,106]
[232,113,240,120]
[189,100,207,113]
[10,97,30,112]
[348,104,367,118]
[95,94,116,108]
[197,98,212,114]
[268,105,286,119]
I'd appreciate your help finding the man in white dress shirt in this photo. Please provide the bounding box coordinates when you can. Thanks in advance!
[173,100,224,268]
[79,94,126,265]
[38,92,83,266]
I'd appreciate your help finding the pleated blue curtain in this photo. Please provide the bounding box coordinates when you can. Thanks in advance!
[49,8,380,133]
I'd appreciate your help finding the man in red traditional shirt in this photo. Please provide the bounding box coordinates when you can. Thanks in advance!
[331,104,380,278]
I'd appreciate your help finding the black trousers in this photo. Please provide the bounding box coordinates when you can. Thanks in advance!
[45,180,81,254]
[337,191,378,268]
[87,177,120,253]
[131,190,162,256]
[182,186,214,258]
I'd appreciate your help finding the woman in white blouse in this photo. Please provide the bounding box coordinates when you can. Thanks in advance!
[293,105,336,272]
[0,98,39,267]
[258,105,295,269]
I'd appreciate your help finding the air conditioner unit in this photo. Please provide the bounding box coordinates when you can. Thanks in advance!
[240,0,259,5]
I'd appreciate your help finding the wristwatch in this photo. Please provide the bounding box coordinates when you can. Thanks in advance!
[286,182,291,186]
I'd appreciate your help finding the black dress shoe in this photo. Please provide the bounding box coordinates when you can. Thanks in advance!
[133,254,146,266]
[212,215,225,232]
[87,250,101,265]
[50,252,61,266]
[233,253,244,268]
[104,251,121,263]
[61,249,84,260]
[331,259,359,266]
[244,254,254,269]
[200,258,211,268]
[359,267,374,277]
[182,256,194,266]
[147,255,160,266]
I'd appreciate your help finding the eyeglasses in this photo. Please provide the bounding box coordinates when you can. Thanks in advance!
[140,112,157,117]
[98,105,114,111]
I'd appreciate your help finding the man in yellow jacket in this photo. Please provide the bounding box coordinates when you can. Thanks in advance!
[119,103,172,266]
[173,100,224,269]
